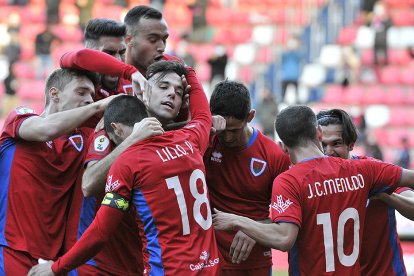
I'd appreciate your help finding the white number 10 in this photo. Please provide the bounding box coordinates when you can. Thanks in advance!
[166,169,212,235]
[316,207,360,272]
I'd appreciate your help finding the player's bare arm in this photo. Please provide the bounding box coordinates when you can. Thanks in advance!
[229,218,271,264]
[213,208,299,252]
[82,118,164,197]
[19,95,118,142]
[375,189,414,221]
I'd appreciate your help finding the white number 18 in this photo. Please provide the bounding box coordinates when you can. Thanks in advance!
[166,169,212,235]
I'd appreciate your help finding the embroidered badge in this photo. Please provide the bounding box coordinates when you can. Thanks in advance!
[250,157,267,176]
[69,134,84,152]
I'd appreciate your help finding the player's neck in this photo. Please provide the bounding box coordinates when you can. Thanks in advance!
[289,143,325,164]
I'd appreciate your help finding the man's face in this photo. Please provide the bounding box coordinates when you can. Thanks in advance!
[126,18,169,73]
[57,76,95,111]
[147,72,183,125]
[217,116,249,148]
[96,36,126,91]
[321,124,352,159]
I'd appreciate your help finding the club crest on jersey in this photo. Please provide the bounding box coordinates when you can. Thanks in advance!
[15,107,35,115]
[272,195,293,214]
[69,134,84,152]
[94,135,110,152]
[211,151,223,163]
[250,158,266,176]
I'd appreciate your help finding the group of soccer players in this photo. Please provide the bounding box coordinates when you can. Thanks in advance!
[1,4,414,276]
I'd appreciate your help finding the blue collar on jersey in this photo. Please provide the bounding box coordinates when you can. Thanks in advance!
[299,155,328,163]
[245,127,258,148]
[351,155,359,160]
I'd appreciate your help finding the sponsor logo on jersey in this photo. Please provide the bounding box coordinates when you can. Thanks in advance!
[15,107,35,115]
[263,250,271,257]
[105,175,120,192]
[45,141,53,149]
[69,134,84,152]
[250,158,267,176]
[123,84,133,95]
[272,195,293,214]
[210,151,222,163]
[101,192,130,212]
[94,135,110,152]
[189,250,220,271]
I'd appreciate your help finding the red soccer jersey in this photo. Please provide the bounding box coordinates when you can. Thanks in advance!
[271,157,402,275]
[0,107,92,260]
[204,130,290,269]
[103,67,220,275]
[76,129,143,275]
[353,155,408,275]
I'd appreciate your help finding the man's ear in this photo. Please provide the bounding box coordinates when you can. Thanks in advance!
[110,122,123,137]
[348,142,355,151]
[278,140,289,154]
[247,110,255,123]
[181,94,189,109]
[125,35,133,47]
[316,125,323,142]
[49,87,59,103]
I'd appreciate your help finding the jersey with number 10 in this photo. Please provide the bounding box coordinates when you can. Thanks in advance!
[271,157,401,275]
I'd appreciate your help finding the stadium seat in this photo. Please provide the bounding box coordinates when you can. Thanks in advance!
[194,62,211,83]
[238,65,253,83]
[388,108,408,127]
[231,27,253,44]
[342,85,363,105]
[380,66,400,85]
[319,44,343,68]
[400,67,414,85]
[355,26,374,49]
[362,85,384,105]
[337,26,357,45]
[17,80,45,101]
[388,49,411,66]
[12,61,36,80]
[300,63,326,87]
[391,9,414,26]
[19,5,45,24]
[386,86,406,105]
[322,85,343,104]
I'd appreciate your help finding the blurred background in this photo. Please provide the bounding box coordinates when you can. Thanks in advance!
[0,0,413,274]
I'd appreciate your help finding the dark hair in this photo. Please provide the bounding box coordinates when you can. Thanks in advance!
[210,80,251,121]
[104,95,148,134]
[124,5,162,36]
[45,68,98,106]
[276,105,318,148]
[146,60,187,82]
[84,18,126,48]
[316,109,358,145]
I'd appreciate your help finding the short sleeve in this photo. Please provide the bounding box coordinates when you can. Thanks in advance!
[271,174,302,227]
[1,107,37,140]
[105,155,134,201]
[84,129,114,166]
[360,160,402,196]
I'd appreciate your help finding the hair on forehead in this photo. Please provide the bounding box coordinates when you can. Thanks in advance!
[210,80,251,121]
[124,5,162,35]
[44,68,98,106]
[316,109,358,145]
[146,60,187,83]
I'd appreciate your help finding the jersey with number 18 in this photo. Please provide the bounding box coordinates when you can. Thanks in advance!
[271,157,401,275]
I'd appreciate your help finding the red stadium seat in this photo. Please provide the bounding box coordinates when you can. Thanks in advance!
[12,61,36,80]
[322,85,343,104]
[391,9,414,26]
[17,80,45,101]
[372,128,388,147]
[238,66,253,83]
[362,85,384,105]
[380,66,400,85]
[188,44,216,63]
[388,108,408,127]
[361,49,373,66]
[342,85,363,105]
[385,86,406,105]
[389,49,411,66]
[194,62,211,83]
[231,27,252,44]
[400,67,414,85]
[337,26,357,45]
[19,5,45,24]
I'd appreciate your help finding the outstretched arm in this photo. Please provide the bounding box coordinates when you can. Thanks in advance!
[60,49,137,80]
[28,197,126,275]
[213,209,299,252]
[19,95,116,142]
[376,190,414,221]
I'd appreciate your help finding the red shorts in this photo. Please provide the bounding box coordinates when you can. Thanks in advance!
[1,246,38,275]
[220,266,271,276]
